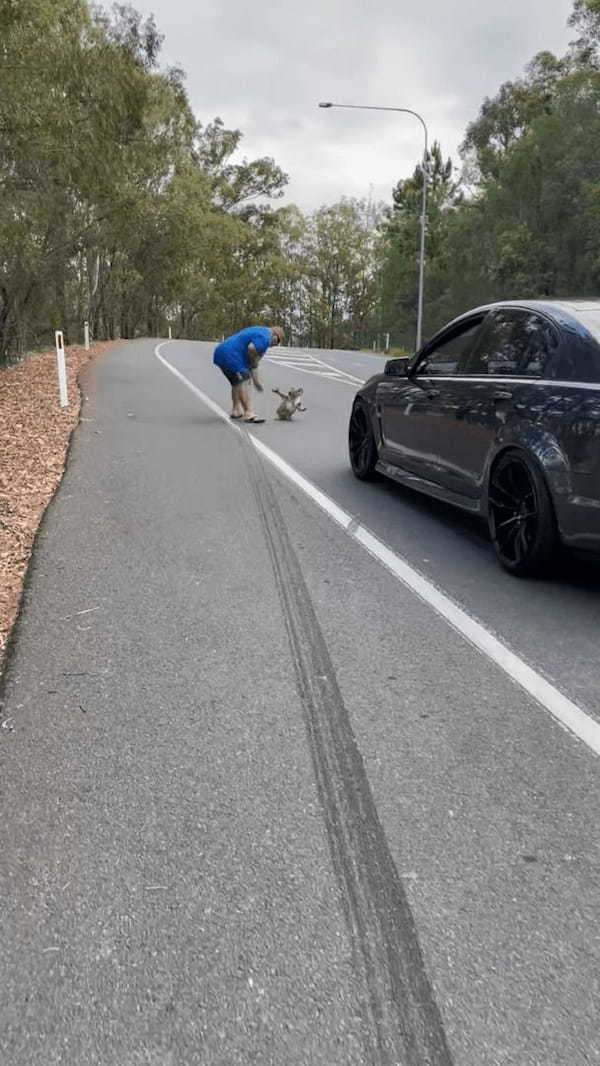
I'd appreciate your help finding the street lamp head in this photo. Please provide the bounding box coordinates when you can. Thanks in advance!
[314,96,428,350]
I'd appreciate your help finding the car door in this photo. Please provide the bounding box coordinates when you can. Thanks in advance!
[438,308,561,499]
[376,314,486,487]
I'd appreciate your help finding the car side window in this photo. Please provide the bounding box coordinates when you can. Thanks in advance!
[416,318,484,377]
[464,310,559,377]
[546,330,600,383]
[514,313,559,376]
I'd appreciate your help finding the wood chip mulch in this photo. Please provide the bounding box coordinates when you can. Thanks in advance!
[0,341,117,665]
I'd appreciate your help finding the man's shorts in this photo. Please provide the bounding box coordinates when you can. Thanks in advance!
[220,366,251,386]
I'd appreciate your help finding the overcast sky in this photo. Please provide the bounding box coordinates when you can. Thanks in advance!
[132,0,575,211]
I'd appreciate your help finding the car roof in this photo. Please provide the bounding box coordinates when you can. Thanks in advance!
[479,298,600,314]
[441,298,600,338]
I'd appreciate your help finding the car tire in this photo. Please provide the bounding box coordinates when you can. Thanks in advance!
[488,449,558,577]
[348,400,378,480]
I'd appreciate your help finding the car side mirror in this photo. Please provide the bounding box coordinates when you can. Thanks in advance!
[384,358,410,378]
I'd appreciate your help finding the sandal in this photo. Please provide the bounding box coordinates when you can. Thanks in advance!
[244,416,265,424]
[230,413,243,420]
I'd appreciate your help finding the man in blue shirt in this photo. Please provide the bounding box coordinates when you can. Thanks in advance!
[213,325,284,423]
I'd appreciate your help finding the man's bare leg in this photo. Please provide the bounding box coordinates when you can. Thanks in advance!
[231,385,244,417]
[232,381,254,419]
[240,380,256,419]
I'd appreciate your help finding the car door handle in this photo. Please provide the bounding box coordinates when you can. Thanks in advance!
[492,390,512,401]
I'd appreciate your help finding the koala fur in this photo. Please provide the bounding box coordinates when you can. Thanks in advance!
[272,387,307,421]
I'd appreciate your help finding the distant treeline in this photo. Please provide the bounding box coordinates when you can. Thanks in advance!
[3,0,600,363]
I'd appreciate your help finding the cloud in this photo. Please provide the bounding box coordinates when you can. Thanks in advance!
[133,0,574,209]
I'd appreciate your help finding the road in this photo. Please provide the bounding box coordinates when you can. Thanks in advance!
[1,338,599,1065]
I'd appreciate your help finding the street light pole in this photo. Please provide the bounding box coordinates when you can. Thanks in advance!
[318,101,429,351]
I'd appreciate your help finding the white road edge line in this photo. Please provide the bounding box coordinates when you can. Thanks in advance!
[155,341,600,759]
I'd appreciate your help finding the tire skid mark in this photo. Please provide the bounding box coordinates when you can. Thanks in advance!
[244,442,453,1066]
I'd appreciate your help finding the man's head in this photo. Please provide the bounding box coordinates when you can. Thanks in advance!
[270,326,284,346]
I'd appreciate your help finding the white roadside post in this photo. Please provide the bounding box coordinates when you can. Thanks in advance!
[168,325,172,340]
[84,320,90,351]
[55,330,68,407]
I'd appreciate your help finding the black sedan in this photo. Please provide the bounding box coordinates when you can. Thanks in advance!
[349,300,600,576]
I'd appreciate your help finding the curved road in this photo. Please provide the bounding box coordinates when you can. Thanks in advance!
[1,338,599,1065]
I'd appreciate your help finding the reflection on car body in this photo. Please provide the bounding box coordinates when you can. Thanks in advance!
[348,299,600,576]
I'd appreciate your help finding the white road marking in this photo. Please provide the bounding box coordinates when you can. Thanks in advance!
[155,342,600,760]
[267,347,366,387]
[155,345,241,430]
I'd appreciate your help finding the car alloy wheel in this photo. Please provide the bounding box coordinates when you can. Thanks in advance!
[349,401,378,480]
[488,450,558,576]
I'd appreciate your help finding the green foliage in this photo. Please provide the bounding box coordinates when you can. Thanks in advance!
[0,0,294,362]
[7,0,600,365]
[378,143,458,351]
[442,64,600,315]
[569,0,600,65]
[376,1,600,348]
[297,199,382,349]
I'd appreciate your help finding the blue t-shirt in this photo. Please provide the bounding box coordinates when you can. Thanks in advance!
[213,327,271,373]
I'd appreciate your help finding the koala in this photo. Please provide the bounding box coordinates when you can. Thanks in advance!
[272,387,307,421]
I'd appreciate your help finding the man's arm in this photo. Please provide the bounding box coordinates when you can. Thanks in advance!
[247,343,260,369]
[247,343,264,390]
[250,368,263,391]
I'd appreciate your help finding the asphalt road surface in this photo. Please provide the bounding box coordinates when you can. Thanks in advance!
[1,338,599,1066]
